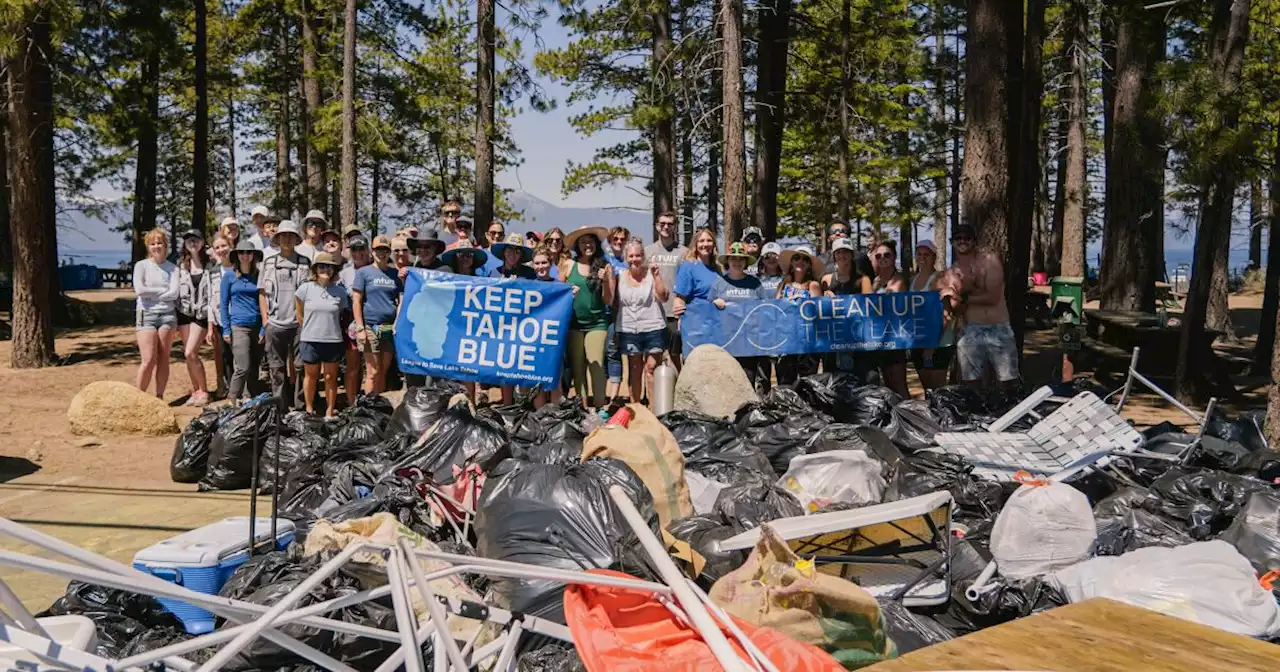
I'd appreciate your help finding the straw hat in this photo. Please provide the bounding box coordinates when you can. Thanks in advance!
[779,245,824,277]
[564,226,608,252]
[490,233,533,264]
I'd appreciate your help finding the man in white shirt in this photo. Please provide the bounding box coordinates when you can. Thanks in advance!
[247,205,270,250]
[298,209,326,260]
[260,218,282,259]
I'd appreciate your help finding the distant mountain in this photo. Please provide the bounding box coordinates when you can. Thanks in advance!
[506,191,653,242]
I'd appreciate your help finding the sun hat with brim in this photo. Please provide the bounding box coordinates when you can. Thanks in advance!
[371,235,393,251]
[780,246,824,277]
[718,241,758,267]
[408,229,447,254]
[303,209,327,226]
[233,239,263,260]
[564,226,608,252]
[491,233,533,264]
[440,244,489,268]
[311,251,341,268]
[271,220,303,246]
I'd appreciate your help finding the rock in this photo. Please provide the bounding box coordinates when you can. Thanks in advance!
[673,344,759,419]
[67,381,179,436]
[26,447,43,463]
[74,437,103,448]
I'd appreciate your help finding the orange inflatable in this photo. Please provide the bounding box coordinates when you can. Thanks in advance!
[563,569,845,672]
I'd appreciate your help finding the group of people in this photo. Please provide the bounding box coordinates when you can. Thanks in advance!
[132,200,1020,418]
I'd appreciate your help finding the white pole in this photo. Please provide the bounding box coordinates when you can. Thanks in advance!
[607,485,750,672]
[385,550,427,672]
[397,538,470,672]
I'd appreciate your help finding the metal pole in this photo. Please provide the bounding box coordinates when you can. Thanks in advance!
[410,548,672,596]
[249,401,262,558]
[490,620,524,672]
[398,538,469,672]
[688,579,781,672]
[272,395,283,543]
[385,550,426,672]
[1114,347,1141,413]
[0,577,49,638]
[607,485,750,672]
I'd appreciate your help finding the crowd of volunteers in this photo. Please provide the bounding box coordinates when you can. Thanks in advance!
[133,200,1019,416]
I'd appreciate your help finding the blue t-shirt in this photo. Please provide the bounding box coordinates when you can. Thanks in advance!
[479,251,503,278]
[758,274,784,298]
[220,272,262,336]
[674,262,721,305]
[605,252,629,275]
[714,275,766,303]
[353,264,402,325]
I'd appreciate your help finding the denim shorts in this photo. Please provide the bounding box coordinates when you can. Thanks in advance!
[956,322,1020,382]
[618,328,668,355]
[300,341,345,364]
[136,307,177,332]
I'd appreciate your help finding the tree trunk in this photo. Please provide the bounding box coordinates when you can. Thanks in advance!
[1254,126,1280,376]
[1101,2,1115,244]
[680,113,695,227]
[8,4,57,368]
[1060,0,1088,278]
[1249,179,1262,269]
[132,47,159,262]
[370,156,380,237]
[651,1,676,230]
[1176,0,1251,403]
[192,0,209,236]
[274,12,293,217]
[302,0,327,214]
[227,89,237,215]
[340,0,358,229]
[707,133,720,237]
[1006,0,1042,345]
[837,0,852,230]
[750,0,789,241]
[1049,123,1067,277]
[474,0,496,232]
[931,9,947,269]
[960,0,1014,250]
[948,31,961,244]
[720,0,746,242]
[0,62,9,276]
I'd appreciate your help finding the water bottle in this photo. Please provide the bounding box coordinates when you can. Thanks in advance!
[651,356,677,417]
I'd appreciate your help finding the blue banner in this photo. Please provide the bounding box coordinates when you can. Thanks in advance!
[395,269,574,388]
[680,291,945,358]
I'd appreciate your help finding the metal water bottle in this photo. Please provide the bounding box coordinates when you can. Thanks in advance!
[651,356,677,417]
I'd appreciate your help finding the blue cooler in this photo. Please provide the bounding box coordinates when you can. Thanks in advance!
[132,517,295,634]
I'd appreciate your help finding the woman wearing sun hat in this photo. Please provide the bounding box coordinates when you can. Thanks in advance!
[713,241,771,392]
[561,225,614,409]
[221,239,265,402]
[352,235,403,394]
[440,241,489,277]
[775,244,823,385]
[491,233,536,279]
[295,252,349,418]
[411,229,448,270]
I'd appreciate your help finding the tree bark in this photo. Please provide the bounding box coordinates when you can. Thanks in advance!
[132,47,159,262]
[8,3,57,368]
[1101,3,1115,246]
[340,0,358,229]
[960,0,1013,250]
[750,0,789,242]
[1060,0,1089,278]
[720,0,746,242]
[301,0,327,214]
[0,61,9,276]
[837,0,852,230]
[931,9,947,269]
[227,89,237,215]
[1249,179,1262,269]
[1007,0,1042,345]
[1176,0,1251,403]
[473,0,496,232]
[651,1,676,230]
[275,12,293,217]
[1254,126,1280,376]
[192,0,209,236]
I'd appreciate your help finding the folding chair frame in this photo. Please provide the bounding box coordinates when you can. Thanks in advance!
[1109,346,1217,462]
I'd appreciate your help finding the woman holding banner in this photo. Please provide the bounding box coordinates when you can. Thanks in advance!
[529,245,566,408]
[490,235,536,404]
[821,238,876,383]
[909,240,955,391]
[352,236,403,395]
[870,240,911,398]
[714,242,770,392]
[672,227,722,319]
[774,245,823,385]
[438,243,490,402]
[561,226,615,409]
[615,238,669,405]
[544,227,571,280]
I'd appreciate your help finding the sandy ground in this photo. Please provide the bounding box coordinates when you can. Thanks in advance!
[0,288,1269,610]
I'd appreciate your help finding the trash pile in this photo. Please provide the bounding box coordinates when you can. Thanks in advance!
[39,372,1280,668]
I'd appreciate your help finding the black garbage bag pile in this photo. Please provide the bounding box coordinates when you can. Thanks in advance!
[510,399,590,464]
[733,387,831,474]
[199,399,280,491]
[795,373,902,429]
[712,468,804,530]
[1144,468,1273,539]
[386,380,468,439]
[390,403,510,481]
[937,577,1067,635]
[516,643,587,672]
[925,385,1027,431]
[331,394,395,447]
[171,407,228,483]
[879,600,955,653]
[476,401,534,437]
[666,512,750,583]
[662,409,773,483]
[38,582,193,659]
[1220,490,1280,574]
[475,456,658,621]
[887,451,1007,528]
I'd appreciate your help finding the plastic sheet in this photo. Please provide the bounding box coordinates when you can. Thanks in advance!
[734,387,830,475]
[170,407,225,483]
[1221,490,1280,574]
[389,404,510,482]
[475,456,658,621]
[198,400,278,491]
[777,450,886,512]
[385,380,467,439]
[713,468,805,530]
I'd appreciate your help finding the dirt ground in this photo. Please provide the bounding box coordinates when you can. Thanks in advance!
[0,288,1269,610]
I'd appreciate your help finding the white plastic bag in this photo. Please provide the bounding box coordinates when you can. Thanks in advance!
[777,450,885,513]
[685,469,727,515]
[990,476,1095,578]
[1049,540,1280,638]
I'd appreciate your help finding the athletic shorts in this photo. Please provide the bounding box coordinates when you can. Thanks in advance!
[619,328,668,355]
[956,322,1020,382]
[136,307,176,332]
[300,341,345,364]
[911,346,955,371]
[177,313,208,329]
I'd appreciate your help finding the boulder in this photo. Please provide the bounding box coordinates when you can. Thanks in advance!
[67,381,179,436]
[673,344,759,419]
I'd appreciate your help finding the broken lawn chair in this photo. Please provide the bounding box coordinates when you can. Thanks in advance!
[714,491,953,608]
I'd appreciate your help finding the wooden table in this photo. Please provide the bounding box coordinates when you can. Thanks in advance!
[866,598,1279,671]
[1083,309,1225,378]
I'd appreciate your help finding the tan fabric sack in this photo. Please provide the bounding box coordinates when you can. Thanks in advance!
[581,403,693,528]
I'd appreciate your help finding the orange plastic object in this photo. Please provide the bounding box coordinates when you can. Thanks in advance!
[563,569,845,672]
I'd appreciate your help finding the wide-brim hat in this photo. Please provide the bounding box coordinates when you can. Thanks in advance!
[303,209,327,227]
[272,220,302,245]
[311,251,341,268]
[564,226,608,251]
[233,239,263,260]
[718,242,757,267]
[780,246,824,277]
[408,229,446,254]
[491,234,533,264]
[440,244,489,267]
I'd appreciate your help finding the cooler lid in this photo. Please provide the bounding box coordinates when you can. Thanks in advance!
[132,517,295,566]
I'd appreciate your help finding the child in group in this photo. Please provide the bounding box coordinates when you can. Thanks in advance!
[294,252,349,418]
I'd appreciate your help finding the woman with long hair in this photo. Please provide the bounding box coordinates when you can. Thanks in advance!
[909,241,954,391]
[561,226,615,409]
[821,237,875,382]
[206,234,235,397]
[774,245,823,385]
[714,242,768,391]
[133,228,179,398]
[352,236,403,395]
[221,240,265,402]
[543,227,571,279]
[615,238,669,405]
[870,240,910,398]
[671,227,721,320]
[176,230,211,405]
[753,241,786,393]
[295,252,348,417]
[218,217,241,249]
[530,245,565,408]
[440,242,488,277]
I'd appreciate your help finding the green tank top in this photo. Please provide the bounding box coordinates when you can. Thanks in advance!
[567,262,609,331]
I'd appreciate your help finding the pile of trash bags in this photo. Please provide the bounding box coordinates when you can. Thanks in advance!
[44,371,1280,669]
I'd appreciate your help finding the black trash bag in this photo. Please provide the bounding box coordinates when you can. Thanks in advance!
[217,551,333,671]
[937,577,1066,635]
[476,456,658,621]
[332,394,396,446]
[1235,450,1280,482]
[1205,409,1242,444]
[805,423,872,454]
[199,401,279,491]
[1143,432,1250,473]
[1220,490,1280,574]
[476,402,532,437]
[793,373,863,417]
[734,388,830,475]
[39,582,185,658]
[796,374,902,428]
[1143,421,1184,440]
[878,600,954,654]
[118,626,206,661]
[277,442,389,538]
[891,399,943,452]
[1094,510,1196,555]
[390,404,510,482]
[662,410,773,476]
[1147,468,1274,538]
[887,451,1006,526]
[171,407,226,483]
[517,644,587,672]
[259,433,328,494]
[1232,410,1269,453]
[667,512,749,583]
[511,400,588,465]
[713,468,804,530]
[282,410,330,441]
[926,386,1026,431]
[387,380,467,439]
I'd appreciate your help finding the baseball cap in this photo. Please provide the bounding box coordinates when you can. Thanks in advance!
[346,235,369,249]
[916,240,938,254]
[831,238,856,253]
[371,235,393,250]
[761,242,782,257]
[250,205,269,218]
[953,224,977,240]
[220,216,239,228]
[741,226,763,241]
[342,224,362,238]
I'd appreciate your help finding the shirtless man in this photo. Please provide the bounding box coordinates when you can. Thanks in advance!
[946,224,1020,388]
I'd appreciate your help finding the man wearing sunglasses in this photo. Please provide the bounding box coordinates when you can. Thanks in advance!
[820,222,874,279]
[645,212,687,369]
[947,224,1019,389]
[740,227,763,276]
[438,200,463,245]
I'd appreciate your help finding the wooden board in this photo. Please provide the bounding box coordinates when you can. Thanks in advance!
[866,598,1279,672]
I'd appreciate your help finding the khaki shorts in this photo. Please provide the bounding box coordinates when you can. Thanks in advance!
[359,325,395,355]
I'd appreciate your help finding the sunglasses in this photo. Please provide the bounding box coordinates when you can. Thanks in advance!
[488,230,503,236]
[548,237,563,243]
[830,229,849,236]
[875,253,895,260]
[953,235,974,242]
[443,211,460,216]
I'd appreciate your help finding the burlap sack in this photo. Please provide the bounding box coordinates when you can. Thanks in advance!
[709,524,896,668]
[581,403,693,528]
